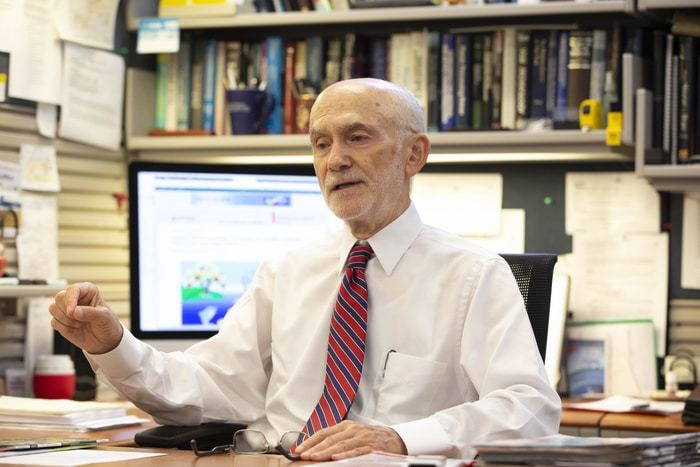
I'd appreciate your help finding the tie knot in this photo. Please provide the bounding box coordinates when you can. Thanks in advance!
[347,243,373,269]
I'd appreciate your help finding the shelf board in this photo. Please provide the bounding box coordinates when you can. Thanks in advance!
[0,284,66,298]
[639,0,700,9]
[128,0,632,30]
[127,130,631,164]
[640,165,700,192]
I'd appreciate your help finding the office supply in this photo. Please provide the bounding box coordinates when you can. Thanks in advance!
[566,321,657,396]
[605,109,622,146]
[0,438,104,453]
[0,449,165,466]
[53,0,120,51]
[58,43,125,151]
[566,395,685,415]
[475,432,700,466]
[135,422,246,450]
[411,173,502,236]
[578,98,601,130]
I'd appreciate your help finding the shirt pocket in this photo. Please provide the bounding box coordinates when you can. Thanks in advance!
[374,352,448,424]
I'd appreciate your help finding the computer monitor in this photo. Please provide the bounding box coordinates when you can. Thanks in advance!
[129,161,341,351]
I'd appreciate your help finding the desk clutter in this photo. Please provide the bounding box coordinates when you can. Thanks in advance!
[0,396,146,432]
[475,432,700,466]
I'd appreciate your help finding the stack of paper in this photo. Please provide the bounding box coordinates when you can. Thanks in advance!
[475,432,700,466]
[0,396,146,432]
[565,395,686,415]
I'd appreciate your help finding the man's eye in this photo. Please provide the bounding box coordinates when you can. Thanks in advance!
[349,134,369,142]
[315,141,330,150]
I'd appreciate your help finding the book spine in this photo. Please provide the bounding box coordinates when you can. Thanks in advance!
[342,33,356,80]
[177,35,192,130]
[154,53,169,130]
[284,41,296,135]
[663,34,674,153]
[440,32,455,131]
[529,30,548,120]
[471,34,484,130]
[515,30,530,129]
[671,55,679,164]
[306,36,324,91]
[482,33,493,129]
[265,36,284,134]
[324,38,342,88]
[545,30,558,120]
[566,30,593,123]
[190,38,205,130]
[500,28,517,129]
[427,31,441,133]
[455,34,470,130]
[554,30,569,123]
[201,38,218,133]
[678,36,697,163]
[214,40,227,136]
[694,55,700,160]
[411,29,429,124]
[491,30,503,129]
[651,30,665,149]
[588,29,607,105]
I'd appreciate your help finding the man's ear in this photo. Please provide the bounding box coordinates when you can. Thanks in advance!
[405,133,430,177]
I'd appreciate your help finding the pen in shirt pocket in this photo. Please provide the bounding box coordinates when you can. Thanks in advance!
[382,349,396,377]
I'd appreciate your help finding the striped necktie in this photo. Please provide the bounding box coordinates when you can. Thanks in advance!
[301,242,373,437]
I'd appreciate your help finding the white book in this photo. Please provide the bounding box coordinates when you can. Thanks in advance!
[500,28,517,130]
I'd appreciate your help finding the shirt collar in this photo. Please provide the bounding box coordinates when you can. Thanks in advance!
[336,202,423,276]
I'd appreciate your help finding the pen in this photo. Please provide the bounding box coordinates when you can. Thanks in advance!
[382,349,396,377]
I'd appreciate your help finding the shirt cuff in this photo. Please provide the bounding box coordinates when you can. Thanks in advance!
[391,417,452,456]
[84,326,146,378]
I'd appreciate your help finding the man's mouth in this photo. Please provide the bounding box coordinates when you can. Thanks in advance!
[332,181,361,191]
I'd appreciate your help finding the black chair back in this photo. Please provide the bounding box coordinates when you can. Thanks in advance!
[499,253,558,361]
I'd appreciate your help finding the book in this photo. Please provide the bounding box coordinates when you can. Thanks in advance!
[553,30,569,123]
[515,30,530,129]
[264,36,284,134]
[529,30,548,120]
[544,29,558,121]
[201,38,218,133]
[454,34,471,130]
[471,33,484,129]
[566,30,593,123]
[176,34,192,131]
[190,38,205,130]
[159,0,236,17]
[440,32,455,131]
[154,53,169,130]
[491,30,503,129]
[500,27,517,129]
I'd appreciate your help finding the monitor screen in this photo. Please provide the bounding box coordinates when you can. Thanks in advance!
[129,162,341,342]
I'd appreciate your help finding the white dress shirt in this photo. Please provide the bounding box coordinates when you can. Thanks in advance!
[87,203,560,458]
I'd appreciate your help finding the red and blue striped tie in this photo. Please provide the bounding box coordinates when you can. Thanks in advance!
[301,242,373,437]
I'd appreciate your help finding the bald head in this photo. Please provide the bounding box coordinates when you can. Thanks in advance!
[310,78,426,136]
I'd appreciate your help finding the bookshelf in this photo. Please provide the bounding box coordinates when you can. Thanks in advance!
[125,0,640,165]
[127,1,635,31]
[0,285,66,298]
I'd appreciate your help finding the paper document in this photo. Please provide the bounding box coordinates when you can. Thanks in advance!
[16,192,59,280]
[8,0,62,104]
[0,396,127,415]
[567,321,657,396]
[58,42,125,150]
[53,0,120,50]
[566,395,685,415]
[317,452,469,466]
[565,172,660,235]
[23,298,54,397]
[570,233,668,355]
[0,449,165,466]
[464,209,525,254]
[19,144,60,192]
[0,0,21,53]
[0,160,21,207]
[412,173,502,236]
[681,194,700,290]
[36,103,57,139]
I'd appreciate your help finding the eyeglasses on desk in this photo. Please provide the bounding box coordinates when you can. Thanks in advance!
[191,429,308,461]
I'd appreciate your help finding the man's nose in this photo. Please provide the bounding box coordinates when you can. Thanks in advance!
[327,141,352,171]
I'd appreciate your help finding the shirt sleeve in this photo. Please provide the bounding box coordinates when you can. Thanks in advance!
[391,257,561,459]
[85,263,276,427]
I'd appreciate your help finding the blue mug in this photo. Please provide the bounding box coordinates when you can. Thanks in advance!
[226,89,275,135]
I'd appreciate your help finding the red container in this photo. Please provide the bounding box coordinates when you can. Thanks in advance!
[33,355,76,399]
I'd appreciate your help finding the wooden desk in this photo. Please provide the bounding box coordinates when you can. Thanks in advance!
[599,412,700,438]
[559,408,606,437]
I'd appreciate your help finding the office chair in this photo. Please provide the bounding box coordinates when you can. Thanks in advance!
[499,253,558,362]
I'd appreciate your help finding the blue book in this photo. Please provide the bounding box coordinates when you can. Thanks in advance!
[201,38,217,132]
[265,36,283,134]
[454,34,471,130]
[554,30,569,123]
[440,32,455,131]
[529,31,548,119]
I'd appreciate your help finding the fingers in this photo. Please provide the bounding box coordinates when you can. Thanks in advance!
[48,303,81,329]
[62,282,101,317]
[297,421,405,461]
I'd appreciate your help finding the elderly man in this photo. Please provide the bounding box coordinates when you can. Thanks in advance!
[49,78,560,461]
